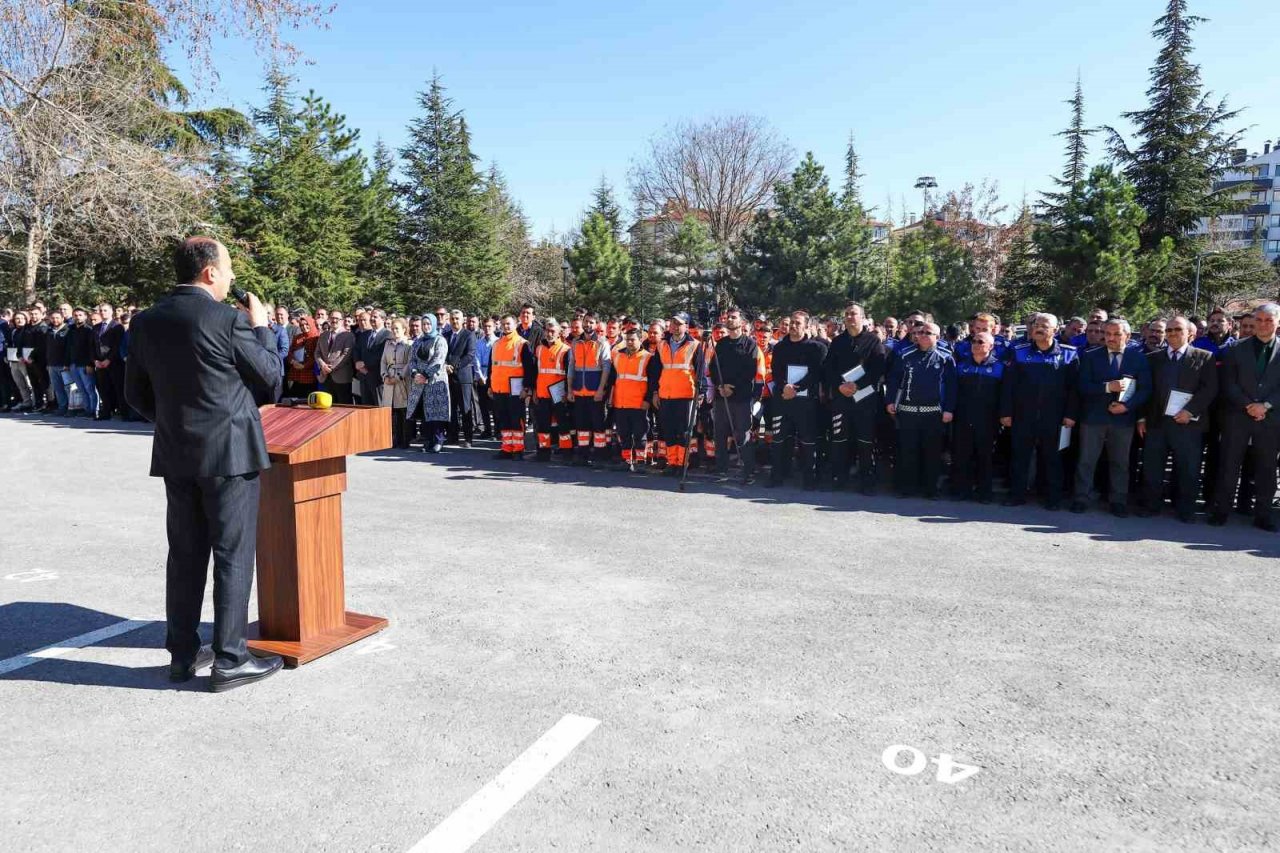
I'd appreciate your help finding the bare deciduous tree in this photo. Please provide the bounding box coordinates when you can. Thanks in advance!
[0,0,330,301]
[628,114,793,249]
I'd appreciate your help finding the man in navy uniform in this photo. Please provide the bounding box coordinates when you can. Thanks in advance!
[1136,317,1218,522]
[951,331,1004,502]
[885,321,956,499]
[1071,318,1151,516]
[1000,313,1080,510]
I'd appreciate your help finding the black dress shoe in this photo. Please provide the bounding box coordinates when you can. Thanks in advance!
[210,653,284,693]
[1002,497,1026,507]
[169,646,215,682]
[1254,517,1279,533]
[1207,513,1228,527]
[1070,501,1087,514]
[1110,503,1129,518]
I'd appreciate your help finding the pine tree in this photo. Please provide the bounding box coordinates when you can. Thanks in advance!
[565,212,632,315]
[838,134,874,302]
[1107,0,1243,252]
[734,153,861,314]
[654,215,714,315]
[589,176,623,240]
[355,140,403,308]
[397,74,507,313]
[216,75,366,309]
[994,204,1049,319]
[1040,75,1094,220]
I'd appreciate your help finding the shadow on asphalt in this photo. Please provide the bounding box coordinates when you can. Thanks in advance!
[2,411,154,436]
[364,441,1280,560]
[0,602,207,691]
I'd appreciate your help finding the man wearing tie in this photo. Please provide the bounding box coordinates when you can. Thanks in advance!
[125,237,285,692]
[1211,303,1280,531]
[1073,318,1151,516]
[1136,317,1218,522]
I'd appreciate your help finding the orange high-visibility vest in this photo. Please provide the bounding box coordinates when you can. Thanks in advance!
[491,332,527,394]
[571,336,608,393]
[612,348,653,409]
[761,347,774,398]
[535,340,569,399]
[658,337,699,399]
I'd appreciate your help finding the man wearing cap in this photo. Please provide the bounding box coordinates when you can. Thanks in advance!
[652,311,706,475]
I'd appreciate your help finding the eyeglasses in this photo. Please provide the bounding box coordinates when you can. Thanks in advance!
[918,331,938,337]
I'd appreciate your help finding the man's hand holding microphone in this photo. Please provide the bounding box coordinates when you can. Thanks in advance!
[231,285,269,329]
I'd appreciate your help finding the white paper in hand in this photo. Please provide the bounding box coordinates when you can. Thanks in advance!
[1058,425,1072,451]
[1164,389,1193,418]
[786,365,808,385]
[842,365,865,384]
[548,380,566,404]
[1118,376,1137,404]
[509,377,524,396]
[853,385,876,403]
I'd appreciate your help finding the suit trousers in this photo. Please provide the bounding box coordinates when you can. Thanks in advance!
[163,472,260,669]
[1213,418,1279,521]
[1075,423,1134,503]
[358,371,381,407]
[1142,425,1203,515]
[322,377,354,404]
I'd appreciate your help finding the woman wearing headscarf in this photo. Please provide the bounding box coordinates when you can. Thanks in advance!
[286,314,321,399]
[405,313,450,453]
[380,317,413,449]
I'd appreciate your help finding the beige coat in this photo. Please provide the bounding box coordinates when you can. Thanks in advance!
[379,338,412,408]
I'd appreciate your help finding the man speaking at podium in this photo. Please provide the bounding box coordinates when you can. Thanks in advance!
[125,237,285,692]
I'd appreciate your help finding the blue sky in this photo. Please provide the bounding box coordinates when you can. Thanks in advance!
[176,0,1276,237]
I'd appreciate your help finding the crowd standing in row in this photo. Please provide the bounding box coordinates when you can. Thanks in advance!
[3,295,1276,531]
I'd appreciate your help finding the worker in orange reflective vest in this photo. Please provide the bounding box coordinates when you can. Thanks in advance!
[601,326,661,472]
[567,312,612,467]
[489,314,537,460]
[652,311,706,475]
[532,317,572,461]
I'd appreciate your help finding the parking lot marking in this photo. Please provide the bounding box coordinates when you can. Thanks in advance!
[408,713,601,853]
[0,619,152,676]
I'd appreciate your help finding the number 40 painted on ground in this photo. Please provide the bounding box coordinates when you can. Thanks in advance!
[881,745,981,785]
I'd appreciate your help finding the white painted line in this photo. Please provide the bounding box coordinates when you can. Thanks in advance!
[0,619,152,676]
[408,713,600,853]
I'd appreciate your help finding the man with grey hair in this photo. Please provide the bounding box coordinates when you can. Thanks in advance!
[1137,316,1217,522]
[1072,318,1151,516]
[1001,312,1080,509]
[1211,303,1280,530]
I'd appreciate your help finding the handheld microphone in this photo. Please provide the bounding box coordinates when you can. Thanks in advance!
[230,285,251,307]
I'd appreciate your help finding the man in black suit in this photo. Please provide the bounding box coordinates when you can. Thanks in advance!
[1136,317,1218,522]
[446,308,478,446]
[125,237,285,692]
[1210,303,1280,531]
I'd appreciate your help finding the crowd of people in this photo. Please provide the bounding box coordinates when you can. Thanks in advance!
[4,294,1277,531]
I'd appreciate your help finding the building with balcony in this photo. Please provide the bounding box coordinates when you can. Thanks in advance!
[1193,140,1280,263]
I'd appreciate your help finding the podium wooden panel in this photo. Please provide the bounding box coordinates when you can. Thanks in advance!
[248,404,391,666]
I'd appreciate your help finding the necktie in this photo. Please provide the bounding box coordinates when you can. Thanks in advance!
[1111,353,1120,374]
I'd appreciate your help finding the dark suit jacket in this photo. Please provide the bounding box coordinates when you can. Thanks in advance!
[446,328,477,384]
[1142,346,1217,432]
[1077,345,1152,426]
[1219,336,1280,431]
[125,286,282,478]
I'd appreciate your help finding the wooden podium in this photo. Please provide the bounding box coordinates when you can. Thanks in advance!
[249,403,392,666]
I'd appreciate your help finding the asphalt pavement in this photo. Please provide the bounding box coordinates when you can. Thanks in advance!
[2,413,1277,851]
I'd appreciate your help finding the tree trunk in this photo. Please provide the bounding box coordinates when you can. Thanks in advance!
[23,224,42,305]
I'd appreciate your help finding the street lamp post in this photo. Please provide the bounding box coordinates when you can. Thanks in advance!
[1193,250,1222,316]
[561,255,570,306]
[913,176,938,221]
